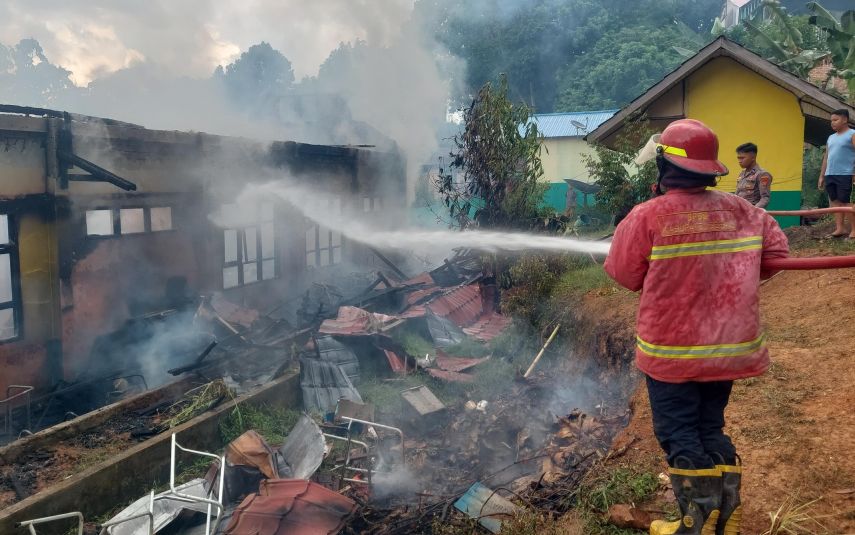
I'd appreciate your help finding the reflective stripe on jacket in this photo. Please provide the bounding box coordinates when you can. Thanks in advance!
[604,188,789,383]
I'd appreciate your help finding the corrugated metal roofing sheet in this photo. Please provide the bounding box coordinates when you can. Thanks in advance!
[318,306,402,336]
[425,284,510,342]
[383,349,407,373]
[314,335,360,379]
[528,110,618,138]
[427,285,483,328]
[435,353,489,373]
[299,358,363,413]
[223,479,355,535]
[462,313,513,342]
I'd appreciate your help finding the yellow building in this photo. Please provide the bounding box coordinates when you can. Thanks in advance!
[530,110,616,213]
[588,37,855,228]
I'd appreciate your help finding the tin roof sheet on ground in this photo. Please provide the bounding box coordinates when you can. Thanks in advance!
[435,352,489,373]
[425,284,511,341]
[299,358,363,413]
[427,285,483,327]
[314,335,360,379]
[277,414,325,480]
[462,313,513,342]
[105,479,211,535]
[383,348,407,373]
[223,479,355,535]
[318,306,402,336]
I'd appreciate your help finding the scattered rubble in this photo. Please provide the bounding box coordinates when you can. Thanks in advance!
[8,250,634,535]
[455,482,522,534]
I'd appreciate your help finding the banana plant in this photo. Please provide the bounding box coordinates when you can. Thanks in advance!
[807,2,855,102]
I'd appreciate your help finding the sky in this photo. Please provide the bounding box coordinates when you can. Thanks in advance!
[0,0,417,85]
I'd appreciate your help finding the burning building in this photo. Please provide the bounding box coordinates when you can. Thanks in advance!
[0,104,405,412]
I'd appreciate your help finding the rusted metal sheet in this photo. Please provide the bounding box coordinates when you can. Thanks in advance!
[427,285,482,328]
[223,479,355,535]
[226,430,279,479]
[383,349,407,374]
[434,353,489,373]
[462,313,512,342]
[318,306,402,336]
[421,284,511,342]
[209,294,259,330]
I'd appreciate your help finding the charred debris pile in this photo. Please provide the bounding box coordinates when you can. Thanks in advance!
[4,250,632,534]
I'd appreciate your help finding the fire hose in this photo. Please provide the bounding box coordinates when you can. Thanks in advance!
[766,207,855,217]
[762,256,855,270]
[762,207,855,270]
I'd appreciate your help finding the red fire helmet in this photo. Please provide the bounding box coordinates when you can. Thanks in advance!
[657,119,729,177]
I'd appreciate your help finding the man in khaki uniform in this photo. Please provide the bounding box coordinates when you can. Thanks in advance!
[735,142,772,209]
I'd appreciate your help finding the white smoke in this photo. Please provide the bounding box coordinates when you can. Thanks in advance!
[215,179,611,257]
[0,1,461,198]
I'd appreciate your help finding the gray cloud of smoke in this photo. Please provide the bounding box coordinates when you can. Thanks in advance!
[0,0,418,83]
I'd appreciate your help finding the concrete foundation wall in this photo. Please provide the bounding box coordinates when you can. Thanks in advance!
[0,372,300,534]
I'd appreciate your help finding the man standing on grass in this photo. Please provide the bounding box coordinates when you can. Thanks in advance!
[734,142,771,209]
[818,109,855,239]
[604,119,789,535]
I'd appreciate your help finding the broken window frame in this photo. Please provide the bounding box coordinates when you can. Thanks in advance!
[85,206,175,237]
[305,198,343,268]
[119,207,146,235]
[149,206,174,232]
[0,214,23,343]
[362,196,384,213]
[84,208,117,237]
[222,202,277,289]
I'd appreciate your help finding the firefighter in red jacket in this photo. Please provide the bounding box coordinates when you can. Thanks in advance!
[604,119,789,535]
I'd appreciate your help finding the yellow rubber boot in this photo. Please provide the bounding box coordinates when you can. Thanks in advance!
[650,466,722,535]
[714,459,742,535]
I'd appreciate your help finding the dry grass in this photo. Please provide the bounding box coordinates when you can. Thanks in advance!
[761,494,830,535]
[162,379,235,429]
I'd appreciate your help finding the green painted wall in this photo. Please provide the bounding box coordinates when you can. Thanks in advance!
[543,182,596,213]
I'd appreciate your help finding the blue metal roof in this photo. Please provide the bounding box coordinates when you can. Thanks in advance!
[528,110,618,138]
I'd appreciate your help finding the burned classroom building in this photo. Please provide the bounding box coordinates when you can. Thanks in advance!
[0,104,405,401]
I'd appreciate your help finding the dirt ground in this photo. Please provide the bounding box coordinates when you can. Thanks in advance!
[578,228,855,534]
[0,412,157,508]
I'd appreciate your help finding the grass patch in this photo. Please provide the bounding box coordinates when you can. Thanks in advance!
[552,264,615,298]
[575,465,660,535]
[219,403,301,445]
[393,330,435,358]
[444,338,492,358]
[73,450,112,473]
[500,508,565,535]
[358,357,520,420]
[358,375,427,417]
[174,455,214,485]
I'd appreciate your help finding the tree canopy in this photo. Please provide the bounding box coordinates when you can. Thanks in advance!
[420,0,722,112]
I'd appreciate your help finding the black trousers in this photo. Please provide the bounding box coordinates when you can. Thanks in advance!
[645,375,737,469]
